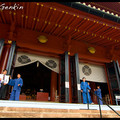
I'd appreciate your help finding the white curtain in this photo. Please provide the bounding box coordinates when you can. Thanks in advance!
[15,52,59,73]
[79,62,107,83]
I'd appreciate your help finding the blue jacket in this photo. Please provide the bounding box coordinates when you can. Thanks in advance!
[8,78,23,91]
[81,81,91,93]
[94,88,102,97]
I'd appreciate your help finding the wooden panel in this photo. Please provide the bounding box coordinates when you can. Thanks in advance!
[36,92,49,101]
[19,95,26,100]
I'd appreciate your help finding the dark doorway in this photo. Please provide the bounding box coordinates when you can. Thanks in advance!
[12,61,51,100]
[80,80,109,104]
[88,81,109,104]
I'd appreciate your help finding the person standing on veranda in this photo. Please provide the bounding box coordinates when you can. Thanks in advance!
[94,85,103,105]
[88,82,94,104]
[8,73,23,101]
[81,77,93,104]
[0,69,9,100]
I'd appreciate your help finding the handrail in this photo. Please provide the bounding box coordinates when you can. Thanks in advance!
[86,88,120,118]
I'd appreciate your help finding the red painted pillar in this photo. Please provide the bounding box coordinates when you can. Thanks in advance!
[50,71,57,101]
[0,44,11,73]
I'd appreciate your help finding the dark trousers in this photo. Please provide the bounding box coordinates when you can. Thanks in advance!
[0,83,7,99]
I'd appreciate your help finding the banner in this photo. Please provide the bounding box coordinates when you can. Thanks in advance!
[79,62,107,83]
[15,52,59,73]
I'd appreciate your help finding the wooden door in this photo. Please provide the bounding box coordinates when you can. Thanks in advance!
[70,53,82,103]
[59,51,69,103]
[106,61,120,104]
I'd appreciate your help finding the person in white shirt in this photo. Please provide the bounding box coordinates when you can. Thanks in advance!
[0,69,8,100]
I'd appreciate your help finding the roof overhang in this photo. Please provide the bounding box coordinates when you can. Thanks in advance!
[59,2,120,24]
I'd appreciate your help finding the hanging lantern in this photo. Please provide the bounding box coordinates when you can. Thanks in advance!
[38,35,48,43]
[88,47,96,54]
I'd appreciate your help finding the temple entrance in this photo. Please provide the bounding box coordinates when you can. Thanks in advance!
[87,81,110,104]
[12,61,59,102]
[79,62,111,104]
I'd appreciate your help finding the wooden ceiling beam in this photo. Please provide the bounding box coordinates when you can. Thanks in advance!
[100,28,116,37]
[49,13,64,34]
[43,8,57,33]
[56,12,69,26]
[104,43,118,48]
[40,7,52,32]
[95,25,109,35]
[58,28,70,37]
[57,29,67,37]
[13,11,16,22]
[67,16,78,27]
[8,2,13,24]
[61,27,75,37]
[90,36,108,44]
[113,42,120,48]
[34,4,43,30]
[8,21,16,40]
[106,30,120,39]
[88,29,116,44]
[73,32,87,40]
[78,33,96,42]
[21,2,25,28]
[0,10,6,24]
[0,15,2,23]
[71,30,80,38]
[62,17,84,37]
[99,40,118,47]
[31,3,39,30]
[67,35,72,51]
[79,20,93,31]
[24,2,29,29]
[9,11,13,24]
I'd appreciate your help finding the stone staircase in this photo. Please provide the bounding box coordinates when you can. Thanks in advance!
[0,100,120,118]
[0,107,120,118]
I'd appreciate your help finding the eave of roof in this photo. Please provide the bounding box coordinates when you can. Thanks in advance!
[58,2,120,24]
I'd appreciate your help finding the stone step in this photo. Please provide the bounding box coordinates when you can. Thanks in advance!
[0,100,119,111]
[0,112,119,118]
[0,107,120,118]
[0,110,119,114]
[1,107,120,114]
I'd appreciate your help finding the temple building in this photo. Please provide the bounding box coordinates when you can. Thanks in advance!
[0,2,120,105]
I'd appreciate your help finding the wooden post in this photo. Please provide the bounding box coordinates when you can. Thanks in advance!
[0,44,11,73]
[50,71,57,101]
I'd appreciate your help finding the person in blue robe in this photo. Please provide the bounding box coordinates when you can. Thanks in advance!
[94,86,103,105]
[81,77,93,104]
[8,73,23,101]
[87,82,93,104]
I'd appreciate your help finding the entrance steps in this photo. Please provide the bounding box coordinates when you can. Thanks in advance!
[0,100,120,118]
